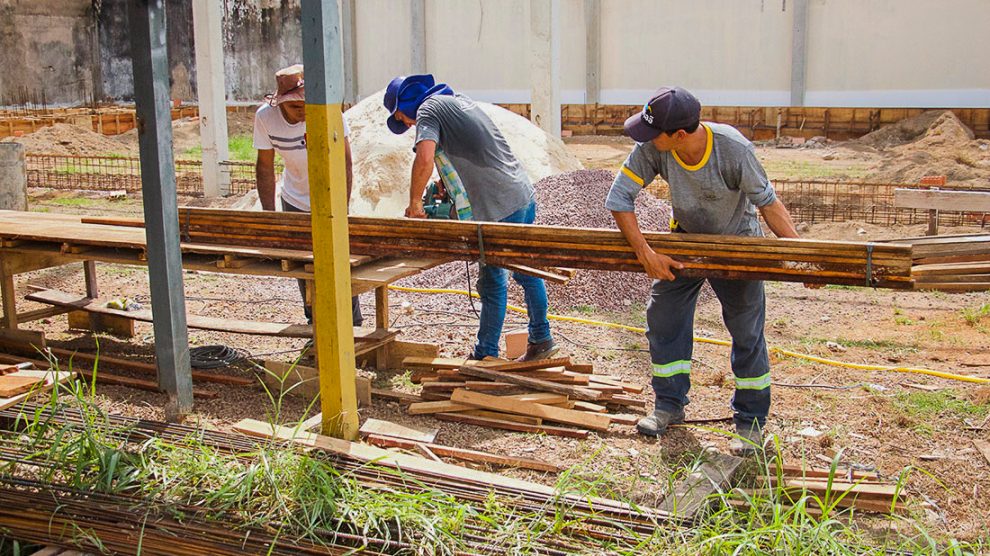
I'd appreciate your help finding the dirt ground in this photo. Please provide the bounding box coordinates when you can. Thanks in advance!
[7,133,990,545]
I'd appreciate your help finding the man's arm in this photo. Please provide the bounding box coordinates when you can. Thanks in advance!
[344,136,354,204]
[759,199,800,239]
[405,139,436,219]
[612,211,684,281]
[255,149,277,211]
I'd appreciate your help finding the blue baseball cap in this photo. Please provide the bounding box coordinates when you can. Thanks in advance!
[624,86,701,142]
[384,74,436,134]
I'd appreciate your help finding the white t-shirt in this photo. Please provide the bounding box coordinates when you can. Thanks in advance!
[252,103,350,211]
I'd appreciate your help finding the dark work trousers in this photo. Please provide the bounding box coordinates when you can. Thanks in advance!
[281,198,363,326]
[646,275,770,430]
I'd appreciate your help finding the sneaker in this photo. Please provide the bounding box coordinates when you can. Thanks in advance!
[516,338,559,362]
[636,408,686,438]
[729,425,764,456]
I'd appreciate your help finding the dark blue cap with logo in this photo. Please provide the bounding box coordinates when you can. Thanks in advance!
[623,86,702,142]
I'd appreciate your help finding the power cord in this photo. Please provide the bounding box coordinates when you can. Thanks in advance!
[189,345,250,369]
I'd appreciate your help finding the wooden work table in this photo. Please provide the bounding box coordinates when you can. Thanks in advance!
[0,209,443,369]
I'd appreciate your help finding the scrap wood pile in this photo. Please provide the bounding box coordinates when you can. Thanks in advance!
[157,208,913,288]
[0,403,673,555]
[732,464,905,515]
[401,355,646,437]
[885,233,990,291]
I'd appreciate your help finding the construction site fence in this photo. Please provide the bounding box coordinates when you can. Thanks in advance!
[22,153,989,228]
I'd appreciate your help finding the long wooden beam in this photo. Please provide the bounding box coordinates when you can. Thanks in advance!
[170,208,913,288]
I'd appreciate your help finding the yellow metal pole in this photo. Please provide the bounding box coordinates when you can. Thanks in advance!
[302,0,359,439]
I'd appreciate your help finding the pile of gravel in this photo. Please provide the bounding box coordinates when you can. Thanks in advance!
[533,169,670,312]
[394,169,673,313]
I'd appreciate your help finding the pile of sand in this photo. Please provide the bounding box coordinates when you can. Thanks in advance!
[2,123,136,157]
[854,110,990,185]
[113,111,258,155]
[345,89,583,217]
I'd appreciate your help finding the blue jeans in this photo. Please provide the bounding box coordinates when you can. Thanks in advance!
[281,198,363,326]
[473,199,552,359]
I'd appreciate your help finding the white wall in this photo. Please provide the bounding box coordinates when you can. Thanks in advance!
[348,0,989,108]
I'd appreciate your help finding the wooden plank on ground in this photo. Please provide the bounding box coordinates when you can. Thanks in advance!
[434,412,589,439]
[0,369,74,411]
[450,389,611,432]
[359,418,438,444]
[364,434,563,473]
[463,409,542,425]
[407,393,568,415]
[229,418,653,517]
[0,375,44,397]
[458,365,605,401]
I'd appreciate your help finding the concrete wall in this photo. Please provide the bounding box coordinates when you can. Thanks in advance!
[0,0,987,108]
[0,0,98,105]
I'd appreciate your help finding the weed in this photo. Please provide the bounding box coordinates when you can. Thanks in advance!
[960,303,990,326]
[894,316,915,326]
[183,134,256,161]
[895,390,990,421]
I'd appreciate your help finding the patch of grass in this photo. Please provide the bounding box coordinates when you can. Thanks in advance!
[824,284,865,291]
[894,316,915,326]
[182,134,256,161]
[570,304,596,315]
[761,158,871,181]
[804,337,919,352]
[960,303,990,326]
[48,197,98,207]
[895,390,990,421]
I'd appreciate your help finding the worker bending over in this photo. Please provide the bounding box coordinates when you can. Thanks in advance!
[606,86,801,455]
[253,64,362,328]
[384,74,556,362]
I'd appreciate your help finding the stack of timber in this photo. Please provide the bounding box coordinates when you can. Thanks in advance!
[403,355,646,437]
[8,208,911,287]
[160,208,913,288]
[884,234,990,291]
[733,464,905,515]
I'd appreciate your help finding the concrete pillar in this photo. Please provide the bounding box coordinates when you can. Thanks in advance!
[410,0,427,74]
[0,143,27,211]
[790,0,809,107]
[341,0,359,103]
[192,0,230,197]
[530,0,561,137]
[584,0,601,105]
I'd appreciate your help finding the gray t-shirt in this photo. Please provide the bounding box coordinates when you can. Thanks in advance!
[604,122,776,236]
[415,94,534,222]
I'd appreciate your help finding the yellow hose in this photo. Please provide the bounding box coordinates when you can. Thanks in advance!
[387,285,990,385]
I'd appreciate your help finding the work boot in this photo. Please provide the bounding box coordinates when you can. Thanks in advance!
[636,408,686,438]
[516,338,559,362]
[729,424,764,457]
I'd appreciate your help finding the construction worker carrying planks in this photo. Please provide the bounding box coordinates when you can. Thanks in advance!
[606,86,802,456]
[383,74,557,362]
[253,64,362,329]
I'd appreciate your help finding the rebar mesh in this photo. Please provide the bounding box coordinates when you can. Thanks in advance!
[25,154,271,197]
[22,153,990,228]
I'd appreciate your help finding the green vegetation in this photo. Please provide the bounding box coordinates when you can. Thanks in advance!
[960,303,990,326]
[803,336,920,352]
[182,134,256,161]
[895,390,990,421]
[0,359,979,555]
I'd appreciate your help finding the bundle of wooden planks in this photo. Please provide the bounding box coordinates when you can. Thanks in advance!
[883,234,990,291]
[734,464,904,515]
[149,208,912,288]
[402,355,646,437]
